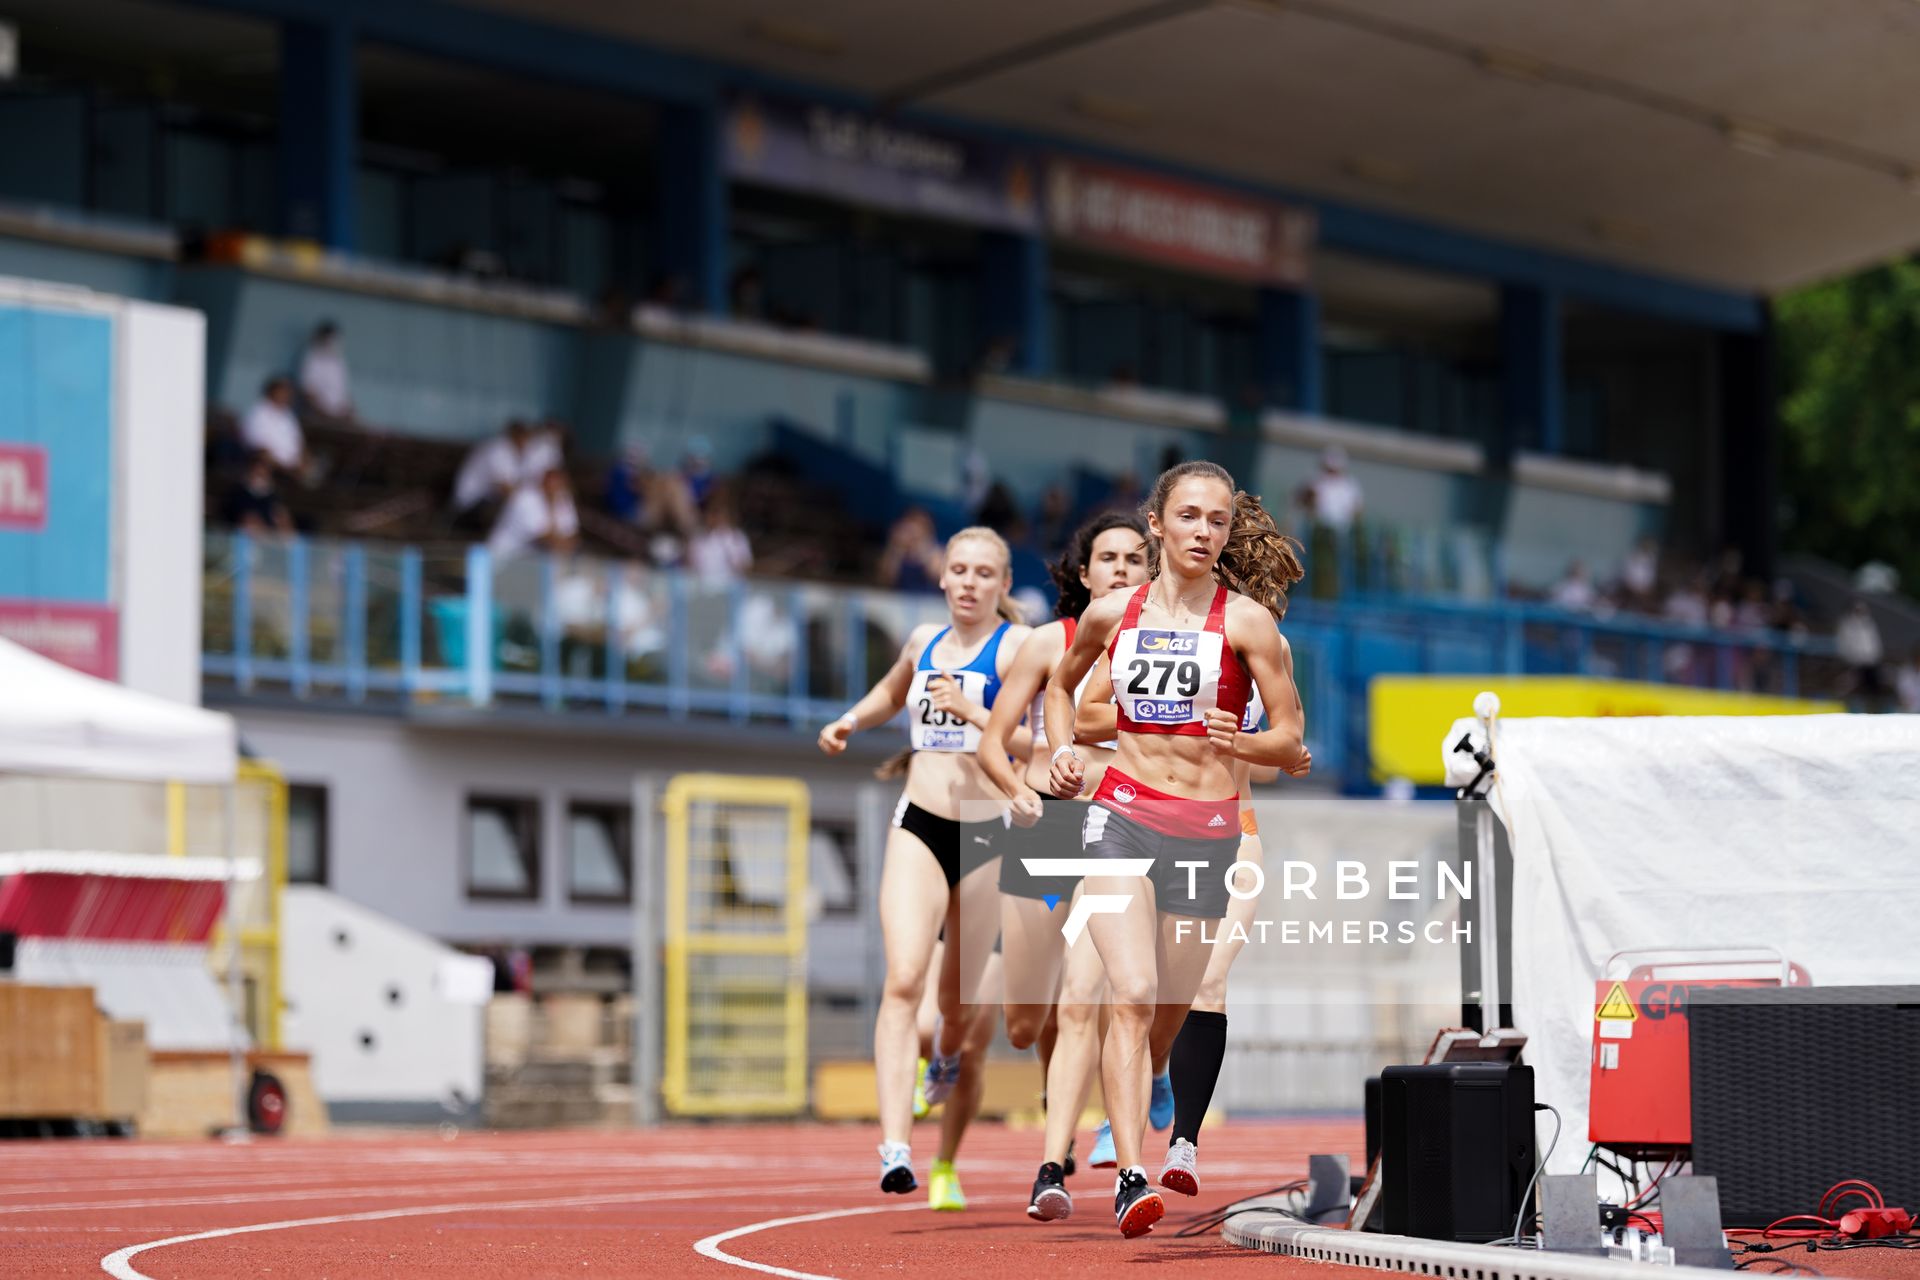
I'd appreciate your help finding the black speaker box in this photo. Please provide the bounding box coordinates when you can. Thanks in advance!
[1689,985,1920,1228]
[1365,1075,1382,1167]
[1381,1062,1535,1242]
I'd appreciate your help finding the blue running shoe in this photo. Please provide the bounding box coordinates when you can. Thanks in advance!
[879,1142,917,1195]
[1088,1119,1116,1168]
[922,1017,963,1107]
[1149,1070,1175,1131]
[922,1051,962,1107]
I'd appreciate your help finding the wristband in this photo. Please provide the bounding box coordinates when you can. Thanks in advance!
[837,712,858,730]
[1051,744,1079,763]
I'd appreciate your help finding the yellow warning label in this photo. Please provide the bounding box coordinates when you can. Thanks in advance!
[1596,982,1638,1021]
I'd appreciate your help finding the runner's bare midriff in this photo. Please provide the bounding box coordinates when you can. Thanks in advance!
[909,751,1014,822]
[1113,728,1237,800]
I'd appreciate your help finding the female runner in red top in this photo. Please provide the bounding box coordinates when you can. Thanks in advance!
[1046,460,1308,1238]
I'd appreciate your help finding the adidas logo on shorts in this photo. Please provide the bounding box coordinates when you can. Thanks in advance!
[1208,813,1227,828]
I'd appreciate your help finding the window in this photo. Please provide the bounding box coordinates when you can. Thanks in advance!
[567,801,631,904]
[810,819,860,918]
[465,795,541,901]
[286,783,329,885]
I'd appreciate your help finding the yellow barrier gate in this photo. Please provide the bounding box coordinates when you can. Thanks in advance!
[661,774,809,1117]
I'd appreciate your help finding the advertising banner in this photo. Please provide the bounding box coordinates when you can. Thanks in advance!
[1046,156,1314,286]
[0,599,118,680]
[1369,674,1841,784]
[726,93,1041,233]
[0,303,116,674]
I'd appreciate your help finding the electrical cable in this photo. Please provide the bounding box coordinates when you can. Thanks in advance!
[1173,1179,1310,1238]
[1624,1155,1678,1210]
[1507,1102,1562,1248]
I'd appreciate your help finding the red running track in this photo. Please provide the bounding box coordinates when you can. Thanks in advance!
[3,1120,1914,1280]
[0,1118,1371,1278]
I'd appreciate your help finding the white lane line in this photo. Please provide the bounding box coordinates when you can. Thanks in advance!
[694,1204,922,1280]
[26,1164,832,1216]
[100,1182,840,1280]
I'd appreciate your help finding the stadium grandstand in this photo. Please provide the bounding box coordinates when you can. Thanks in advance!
[2,1,1918,1276]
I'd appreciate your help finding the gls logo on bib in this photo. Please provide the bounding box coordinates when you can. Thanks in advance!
[1134,630,1198,654]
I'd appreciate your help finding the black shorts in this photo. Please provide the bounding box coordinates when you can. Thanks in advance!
[1081,777,1241,921]
[894,799,1003,890]
[997,798,1087,903]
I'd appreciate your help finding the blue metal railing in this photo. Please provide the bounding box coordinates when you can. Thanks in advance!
[201,531,1844,789]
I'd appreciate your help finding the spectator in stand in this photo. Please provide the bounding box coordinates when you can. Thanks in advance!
[681,437,717,508]
[974,481,1020,533]
[1734,580,1772,630]
[878,507,943,593]
[604,443,649,526]
[221,452,296,537]
[961,446,992,516]
[1549,560,1598,613]
[1896,646,1920,714]
[1619,535,1660,608]
[730,267,766,321]
[1835,599,1886,710]
[1308,446,1364,532]
[605,441,698,558]
[241,375,306,480]
[1098,469,1144,517]
[1034,484,1072,552]
[1769,578,1809,639]
[453,420,559,532]
[975,333,1018,378]
[297,321,353,422]
[688,486,753,584]
[1662,570,1710,682]
[488,467,579,559]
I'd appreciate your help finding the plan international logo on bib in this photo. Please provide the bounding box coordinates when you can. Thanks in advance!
[1133,629,1198,654]
[1133,698,1195,723]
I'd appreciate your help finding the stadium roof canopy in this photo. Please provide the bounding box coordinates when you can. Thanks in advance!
[467,0,1920,295]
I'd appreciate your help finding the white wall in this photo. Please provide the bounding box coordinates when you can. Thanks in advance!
[116,299,206,705]
[232,708,871,949]
[282,886,492,1107]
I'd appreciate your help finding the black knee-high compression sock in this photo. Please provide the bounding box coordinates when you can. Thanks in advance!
[1169,1009,1228,1147]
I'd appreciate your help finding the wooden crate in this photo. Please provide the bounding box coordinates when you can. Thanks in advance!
[540,993,605,1055]
[0,985,103,1119]
[143,1050,328,1138]
[812,1057,1046,1122]
[98,1020,148,1122]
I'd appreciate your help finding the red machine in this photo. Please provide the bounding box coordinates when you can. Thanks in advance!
[1588,948,1810,1152]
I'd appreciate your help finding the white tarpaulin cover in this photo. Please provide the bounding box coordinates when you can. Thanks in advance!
[1485,713,1920,1171]
[0,637,235,783]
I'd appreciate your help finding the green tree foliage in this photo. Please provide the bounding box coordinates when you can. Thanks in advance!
[1775,262,1920,590]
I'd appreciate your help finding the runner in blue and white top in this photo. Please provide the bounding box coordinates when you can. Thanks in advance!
[817,526,1031,1211]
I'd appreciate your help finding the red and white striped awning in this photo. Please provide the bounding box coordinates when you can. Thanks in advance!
[0,853,257,944]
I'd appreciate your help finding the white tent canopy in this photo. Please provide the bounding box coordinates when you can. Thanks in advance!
[0,637,235,783]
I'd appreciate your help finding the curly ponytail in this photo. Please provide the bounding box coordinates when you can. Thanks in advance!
[1048,511,1150,619]
[1218,489,1304,620]
[1144,460,1304,620]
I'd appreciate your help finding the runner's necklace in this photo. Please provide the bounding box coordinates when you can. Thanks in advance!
[1152,578,1216,623]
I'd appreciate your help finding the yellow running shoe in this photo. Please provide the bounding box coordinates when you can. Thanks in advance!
[928,1158,966,1211]
[913,1057,931,1118]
